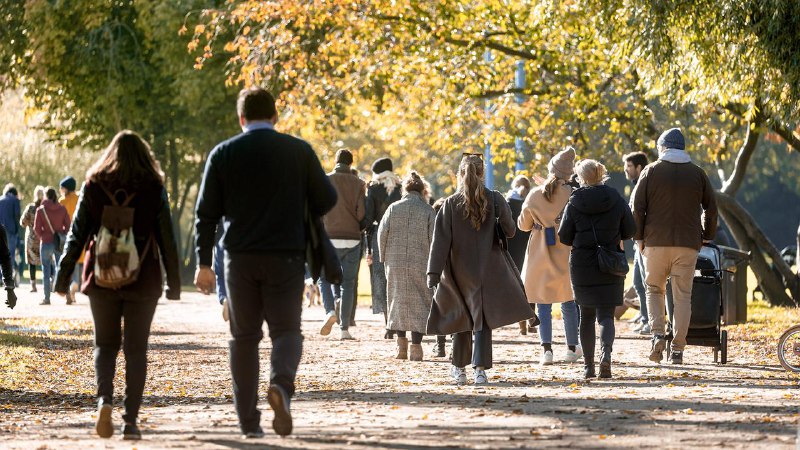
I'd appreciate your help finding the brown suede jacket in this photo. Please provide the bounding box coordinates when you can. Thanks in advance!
[631,159,718,250]
[323,165,366,240]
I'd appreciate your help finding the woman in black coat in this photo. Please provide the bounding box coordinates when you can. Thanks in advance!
[558,160,635,379]
[55,131,181,440]
[506,174,535,335]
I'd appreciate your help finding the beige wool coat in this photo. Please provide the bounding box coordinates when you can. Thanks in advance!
[518,181,574,304]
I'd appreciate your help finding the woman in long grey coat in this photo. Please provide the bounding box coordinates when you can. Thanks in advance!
[378,172,436,361]
[427,155,534,385]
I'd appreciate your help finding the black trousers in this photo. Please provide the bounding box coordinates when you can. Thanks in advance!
[452,320,493,369]
[89,289,159,423]
[395,330,423,344]
[579,305,615,366]
[225,252,305,433]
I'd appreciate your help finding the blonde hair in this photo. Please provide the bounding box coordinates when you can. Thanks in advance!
[511,174,531,199]
[457,155,488,230]
[575,159,609,186]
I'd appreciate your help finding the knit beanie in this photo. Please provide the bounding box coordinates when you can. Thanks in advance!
[60,176,77,192]
[657,128,685,150]
[335,149,353,166]
[371,157,393,174]
[548,147,576,180]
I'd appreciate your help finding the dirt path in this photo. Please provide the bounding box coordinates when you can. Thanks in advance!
[1,289,798,449]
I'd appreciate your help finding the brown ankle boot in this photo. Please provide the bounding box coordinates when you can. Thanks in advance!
[396,337,408,359]
[518,321,527,335]
[409,343,423,361]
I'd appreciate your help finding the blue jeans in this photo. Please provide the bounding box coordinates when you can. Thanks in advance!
[214,240,227,304]
[318,244,361,327]
[40,242,56,301]
[537,301,580,347]
[633,247,648,324]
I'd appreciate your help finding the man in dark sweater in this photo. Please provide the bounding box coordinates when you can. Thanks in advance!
[631,128,717,365]
[194,88,337,438]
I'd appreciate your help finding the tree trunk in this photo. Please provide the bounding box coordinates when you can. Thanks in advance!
[716,192,799,307]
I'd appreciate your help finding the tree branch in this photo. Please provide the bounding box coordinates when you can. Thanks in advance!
[473,87,548,99]
[720,121,760,196]
[771,121,800,153]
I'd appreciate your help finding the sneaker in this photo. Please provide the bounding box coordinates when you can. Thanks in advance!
[564,346,583,363]
[540,350,554,366]
[267,384,293,436]
[632,322,645,332]
[628,314,643,324]
[95,402,113,438]
[121,422,141,440]
[242,427,265,439]
[320,311,337,336]
[340,329,355,340]
[39,299,50,305]
[334,298,341,325]
[670,350,683,364]
[474,367,488,385]
[450,365,467,385]
[649,335,667,363]
[222,298,230,322]
[638,323,652,335]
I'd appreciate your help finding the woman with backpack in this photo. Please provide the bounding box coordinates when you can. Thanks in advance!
[558,159,635,379]
[33,187,70,305]
[55,130,181,440]
[426,154,534,385]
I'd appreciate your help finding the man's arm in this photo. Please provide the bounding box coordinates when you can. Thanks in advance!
[700,170,718,242]
[306,144,337,217]
[195,149,224,267]
[631,167,650,242]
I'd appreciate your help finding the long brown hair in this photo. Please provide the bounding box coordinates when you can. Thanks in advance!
[543,174,562,202]
[87,130,164,188]
[457,155,488,230]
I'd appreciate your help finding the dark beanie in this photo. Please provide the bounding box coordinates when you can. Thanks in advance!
[371,157,393,174]
[657,128,685,150]
[60,176,77,192]
[335,149,353,165]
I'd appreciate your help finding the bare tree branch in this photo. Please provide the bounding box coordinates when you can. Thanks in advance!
[771,121,800,152]
[473,87,548,99]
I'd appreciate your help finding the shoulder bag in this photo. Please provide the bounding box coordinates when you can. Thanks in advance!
[589,217,628,277]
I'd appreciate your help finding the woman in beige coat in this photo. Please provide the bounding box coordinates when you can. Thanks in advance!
[519,147,581,365]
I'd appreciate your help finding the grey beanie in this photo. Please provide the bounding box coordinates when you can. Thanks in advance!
[657,128,685,150]
[548,147,576,180]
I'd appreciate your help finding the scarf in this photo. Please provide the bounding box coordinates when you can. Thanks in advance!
[371,170,400,193]
[659,148,691,164]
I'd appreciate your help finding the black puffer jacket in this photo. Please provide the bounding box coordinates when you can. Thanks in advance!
[506,195,530,270]
[558,185,636,308]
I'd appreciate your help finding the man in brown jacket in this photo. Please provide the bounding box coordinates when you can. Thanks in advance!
[631,128,718,365]
[320,149,366,340]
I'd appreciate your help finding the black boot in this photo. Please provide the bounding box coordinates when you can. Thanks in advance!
[584,362,596,379]
[599,345,612,379]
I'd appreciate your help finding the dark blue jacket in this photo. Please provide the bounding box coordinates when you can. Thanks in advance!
[194,128,337,266]
[0,193,20,236]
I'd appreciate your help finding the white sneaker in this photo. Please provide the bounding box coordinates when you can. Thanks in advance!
[540,350,554,365]
[221,297,230,322]
[320,311,337,336]
[340,329,355,340]
[632,321,645,332]
[564,346,583,363]
[639,323,652,335]
[450,366,467,385]
[474,367,488,385]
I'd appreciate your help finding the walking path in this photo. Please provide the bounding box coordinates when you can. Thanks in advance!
[1,289,798,449]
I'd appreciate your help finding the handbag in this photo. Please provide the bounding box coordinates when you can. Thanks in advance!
[492,194,540,327]
[41,208,65,253]
[304,200,343,284]
[589,218,628,277]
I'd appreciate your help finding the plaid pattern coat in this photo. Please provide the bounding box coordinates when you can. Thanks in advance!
[377,192,435,334]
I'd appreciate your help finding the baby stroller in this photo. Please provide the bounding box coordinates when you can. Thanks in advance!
[665,244,728,364]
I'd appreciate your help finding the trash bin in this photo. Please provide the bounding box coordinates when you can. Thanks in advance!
[717,245,751,325]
